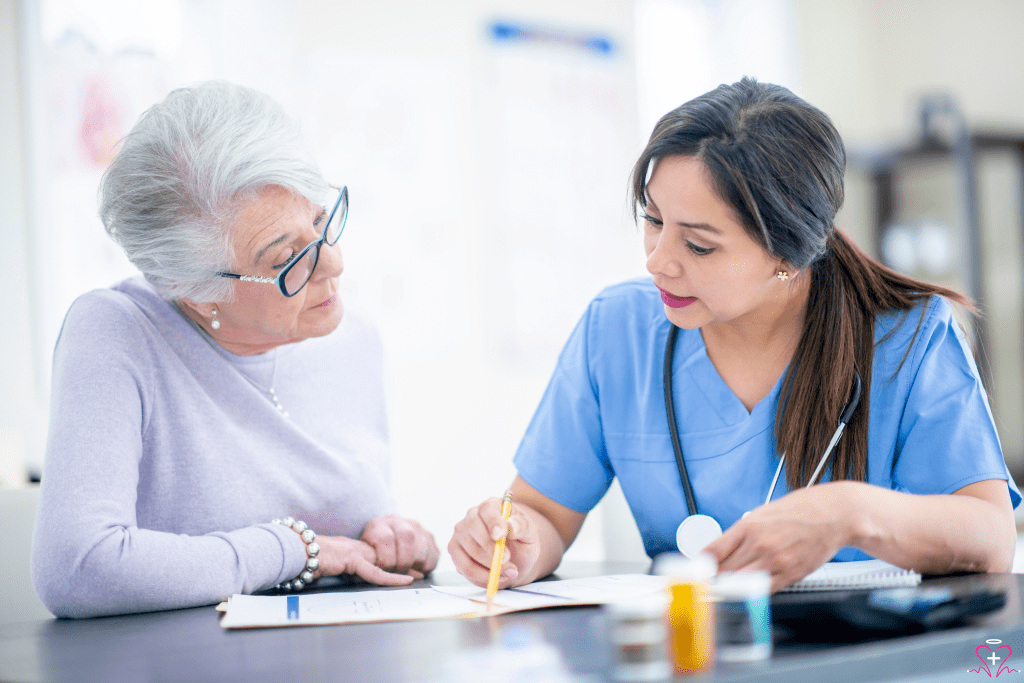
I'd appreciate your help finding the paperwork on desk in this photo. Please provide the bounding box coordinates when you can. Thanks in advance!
[431,573,668,608]
[219,574,667,629]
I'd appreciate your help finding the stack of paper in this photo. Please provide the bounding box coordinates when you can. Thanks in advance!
[781,560,922,592]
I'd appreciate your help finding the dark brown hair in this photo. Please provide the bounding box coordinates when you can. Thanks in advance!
[630,78,969,489]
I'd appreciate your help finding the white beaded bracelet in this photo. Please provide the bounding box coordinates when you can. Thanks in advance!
[272,517,320,592]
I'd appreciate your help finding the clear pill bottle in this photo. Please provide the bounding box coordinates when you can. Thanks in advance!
[713,570,772,663]
[653,552,717,675]
[605,591,671,683]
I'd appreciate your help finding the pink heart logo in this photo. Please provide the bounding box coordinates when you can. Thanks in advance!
[976,644,1014,677]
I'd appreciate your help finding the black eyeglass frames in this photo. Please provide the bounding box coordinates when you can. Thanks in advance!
[217,186,348,297]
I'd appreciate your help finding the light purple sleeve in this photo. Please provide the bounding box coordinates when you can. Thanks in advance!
[31,292,307,618]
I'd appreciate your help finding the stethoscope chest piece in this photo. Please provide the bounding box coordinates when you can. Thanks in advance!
[675,514,723,558]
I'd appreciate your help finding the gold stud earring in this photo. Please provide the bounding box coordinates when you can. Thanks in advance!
[776,271,789,281]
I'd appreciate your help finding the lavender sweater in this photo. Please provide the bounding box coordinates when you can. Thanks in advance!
[32,277,395,617]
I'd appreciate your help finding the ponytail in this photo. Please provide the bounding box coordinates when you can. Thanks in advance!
[777,230,970,489]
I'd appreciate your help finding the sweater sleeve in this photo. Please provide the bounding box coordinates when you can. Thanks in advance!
[31,292,307,618]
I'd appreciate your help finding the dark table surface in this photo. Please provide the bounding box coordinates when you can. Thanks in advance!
[2,562,1021,683]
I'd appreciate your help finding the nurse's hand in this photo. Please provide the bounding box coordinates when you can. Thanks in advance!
[360,514,440,579]
[448,497,542,589]
[702,482,857,593]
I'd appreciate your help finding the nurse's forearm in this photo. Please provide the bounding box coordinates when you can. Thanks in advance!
[505,476,586,586]
[513,501,569,585]
[843,481,1015,574]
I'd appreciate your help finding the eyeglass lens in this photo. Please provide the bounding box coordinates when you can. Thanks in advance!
[325,191,348,246]
[283,246,319,296]
[280,189,346,296]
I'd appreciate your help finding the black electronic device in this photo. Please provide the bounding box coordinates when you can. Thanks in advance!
[772,581,1007,641]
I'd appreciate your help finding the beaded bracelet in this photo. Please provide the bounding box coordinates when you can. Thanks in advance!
[272,517,320,592]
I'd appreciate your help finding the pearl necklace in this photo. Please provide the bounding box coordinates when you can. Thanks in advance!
[176,304,290,418]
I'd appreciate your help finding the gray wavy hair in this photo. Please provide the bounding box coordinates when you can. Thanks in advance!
[99,81,331,302]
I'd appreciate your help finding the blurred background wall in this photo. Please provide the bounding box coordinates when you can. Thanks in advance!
[1,0,1022,568]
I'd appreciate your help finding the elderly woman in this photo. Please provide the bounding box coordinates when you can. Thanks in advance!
[31,81,438,618]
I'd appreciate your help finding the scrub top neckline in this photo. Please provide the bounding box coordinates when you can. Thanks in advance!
[679,326,790,425]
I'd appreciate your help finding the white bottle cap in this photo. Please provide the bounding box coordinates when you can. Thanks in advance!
[713,570,771,600]
[652,551,717,581]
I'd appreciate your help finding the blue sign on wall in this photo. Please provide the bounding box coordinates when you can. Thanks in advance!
[489,21,616,57]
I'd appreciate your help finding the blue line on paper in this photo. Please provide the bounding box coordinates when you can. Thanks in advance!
[508,587,571,601]
[287,595,299,620]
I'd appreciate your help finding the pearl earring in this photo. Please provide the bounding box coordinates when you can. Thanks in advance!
[211,309,220,330]
[776,271,789,281]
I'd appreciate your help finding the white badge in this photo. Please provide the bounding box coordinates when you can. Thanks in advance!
[675,514,723,558]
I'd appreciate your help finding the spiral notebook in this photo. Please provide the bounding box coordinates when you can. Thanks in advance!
[782,559,922,592]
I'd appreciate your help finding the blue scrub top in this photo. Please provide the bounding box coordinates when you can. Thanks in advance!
[514,278,1021,560]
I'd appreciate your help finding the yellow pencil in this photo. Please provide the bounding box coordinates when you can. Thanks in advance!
[486,490,514,610]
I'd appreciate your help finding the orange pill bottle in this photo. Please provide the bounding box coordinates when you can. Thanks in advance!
[654,552,717,675]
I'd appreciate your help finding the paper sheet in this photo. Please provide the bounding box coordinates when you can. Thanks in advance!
[433,574,668,610]
[219,588,485,629]
[220,574,667,629]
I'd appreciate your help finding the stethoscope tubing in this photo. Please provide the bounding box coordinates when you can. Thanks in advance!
[664,325,699,516]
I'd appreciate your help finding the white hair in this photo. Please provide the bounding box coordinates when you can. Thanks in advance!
[98,81,331,302]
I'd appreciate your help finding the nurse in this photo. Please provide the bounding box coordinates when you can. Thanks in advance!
[447,78,1020,593]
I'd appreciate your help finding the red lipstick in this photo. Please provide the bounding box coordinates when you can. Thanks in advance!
[659,288,696,309]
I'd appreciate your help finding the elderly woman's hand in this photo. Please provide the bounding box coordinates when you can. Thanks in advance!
[312,535,415,586]
[360,514,440,579]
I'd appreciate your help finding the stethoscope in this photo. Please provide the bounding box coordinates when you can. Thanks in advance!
[664,324,863,558]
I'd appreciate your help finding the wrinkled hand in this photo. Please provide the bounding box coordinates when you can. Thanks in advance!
[448,497,541,589]
[360,514,439,579]
[702,483,855,593]
[313,535,415,586]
